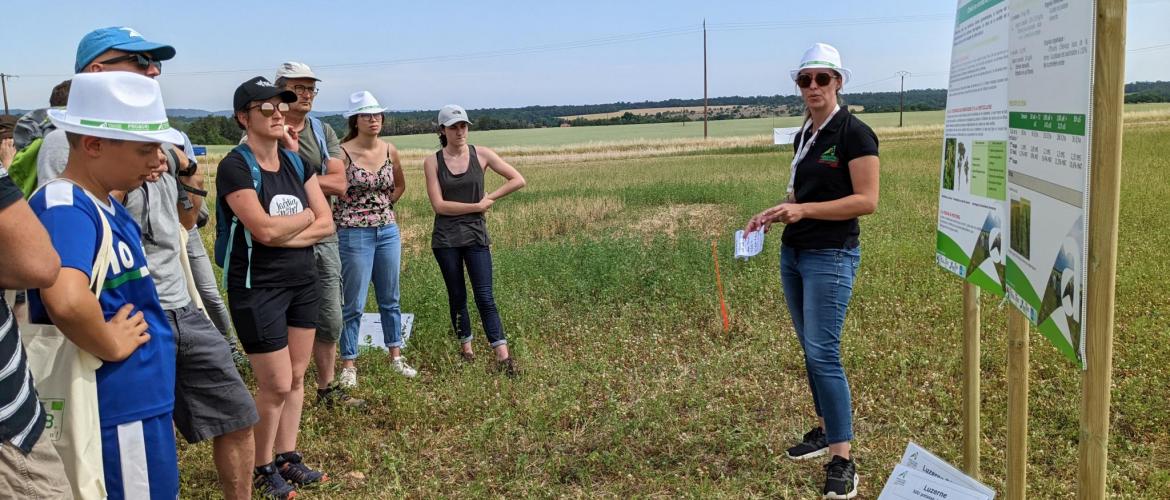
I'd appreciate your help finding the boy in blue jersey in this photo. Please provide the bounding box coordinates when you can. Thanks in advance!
[27,71,185,499]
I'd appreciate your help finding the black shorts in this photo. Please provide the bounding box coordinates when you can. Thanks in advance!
[228,283,320,354]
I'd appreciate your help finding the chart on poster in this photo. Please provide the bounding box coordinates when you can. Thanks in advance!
[935,0,1011,295]
[1004,0,1096,367]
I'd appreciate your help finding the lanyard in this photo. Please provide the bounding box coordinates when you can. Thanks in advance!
[786,104,840,197]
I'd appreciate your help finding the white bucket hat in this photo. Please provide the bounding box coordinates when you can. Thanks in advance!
[344,91,387,117]
[790,42,852,86]
[438,104,471,127]
[47,71,183,145]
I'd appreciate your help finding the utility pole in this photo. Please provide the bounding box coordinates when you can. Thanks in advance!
[0,73,17,115]
[896,71,910,127]
[703,19,708,139]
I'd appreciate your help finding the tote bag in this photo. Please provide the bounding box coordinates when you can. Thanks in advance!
[18,179,113,499]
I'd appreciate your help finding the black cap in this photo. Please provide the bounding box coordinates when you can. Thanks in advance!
[233,76,296,112]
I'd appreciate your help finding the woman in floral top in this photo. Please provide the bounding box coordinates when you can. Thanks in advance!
[335,91,413,383]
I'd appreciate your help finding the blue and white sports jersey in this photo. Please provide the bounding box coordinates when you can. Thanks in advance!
[27,181,176,427]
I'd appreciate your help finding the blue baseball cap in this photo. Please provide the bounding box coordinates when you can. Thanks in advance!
[74,27,176,73]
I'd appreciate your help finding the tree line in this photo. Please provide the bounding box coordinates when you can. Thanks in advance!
[171,82,1170,145]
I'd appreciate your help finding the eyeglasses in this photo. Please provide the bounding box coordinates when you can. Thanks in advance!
[358,114,383,122]
[247,102,290,117]
[98,53,162,72]
[291,85,319,96]
[795,72,838,88]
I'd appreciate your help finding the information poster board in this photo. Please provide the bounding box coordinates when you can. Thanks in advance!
[936,0,1011,295]
[1004,0,1096,368]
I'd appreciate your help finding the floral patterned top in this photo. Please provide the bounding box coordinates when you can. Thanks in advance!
[334,147,397,227]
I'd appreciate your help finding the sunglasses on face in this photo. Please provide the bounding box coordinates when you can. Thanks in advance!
[247,102,290,117]
[291,85,319,97]
[358,114,383,122]
[98,53,162,71]
[795,72,838,88]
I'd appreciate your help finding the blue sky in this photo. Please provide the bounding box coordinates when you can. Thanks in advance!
[2,0,1168,112]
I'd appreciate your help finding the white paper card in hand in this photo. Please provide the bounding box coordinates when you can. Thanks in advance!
[734,229,765,260]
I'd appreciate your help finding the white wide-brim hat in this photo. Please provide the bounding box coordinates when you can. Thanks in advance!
[790,42,852,86]
[48,72,183,145]
[344,91,387,118]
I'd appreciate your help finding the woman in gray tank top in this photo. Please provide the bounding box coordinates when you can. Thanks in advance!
[422,104,526,376]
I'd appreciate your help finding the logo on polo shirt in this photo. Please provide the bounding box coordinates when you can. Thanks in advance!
[819,146,839,168]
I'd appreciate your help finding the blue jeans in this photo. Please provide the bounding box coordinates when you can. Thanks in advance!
[432,245,507,347]
[780,245,861,444]
[338,225,402,360]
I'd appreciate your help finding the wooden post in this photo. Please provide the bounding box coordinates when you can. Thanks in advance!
[962,283,981,479]
[1078,0,1126,498]
[1006,310,1029,499]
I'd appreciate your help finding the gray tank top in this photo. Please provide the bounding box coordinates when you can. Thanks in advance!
[432,145,491,248]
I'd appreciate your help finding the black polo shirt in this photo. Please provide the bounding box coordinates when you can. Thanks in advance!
[781,109,879,250]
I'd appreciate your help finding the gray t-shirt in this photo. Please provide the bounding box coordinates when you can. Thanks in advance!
[123,171,190,310]
[35,129,71,183]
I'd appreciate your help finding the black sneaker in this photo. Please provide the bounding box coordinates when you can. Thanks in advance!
[253,462,297,499]
[276,451,328,487]
[786,426,828,460]
[317,383,365,409]
[822,455,859,499]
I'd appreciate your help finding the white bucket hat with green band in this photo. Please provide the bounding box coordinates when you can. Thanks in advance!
[47,71,183,145]
[344,90,388,118]
[790,42,852,86]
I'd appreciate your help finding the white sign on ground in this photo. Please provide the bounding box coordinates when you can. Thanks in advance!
[1004,0,1096,368]
[935,0,1011,295]
[879,464,992,500]
[899,442,996,499]
[358,312,415,350]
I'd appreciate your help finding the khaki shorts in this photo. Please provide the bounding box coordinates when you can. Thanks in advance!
[0,436,73,499]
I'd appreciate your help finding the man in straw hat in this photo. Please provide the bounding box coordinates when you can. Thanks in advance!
[36,27,261,499]
[26,71,183,499]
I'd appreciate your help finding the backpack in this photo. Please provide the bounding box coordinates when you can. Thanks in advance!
[7,138,44,198]
[307,116,331,173]
[213,144,306,289]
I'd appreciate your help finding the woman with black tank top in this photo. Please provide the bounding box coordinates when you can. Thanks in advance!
[335,91,414,385]
[422,104,526,376]
[743,44,879,500]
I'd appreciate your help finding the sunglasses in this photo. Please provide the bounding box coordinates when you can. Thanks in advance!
[795,72,838,88]
[357,113,383,121]
[247,102,290,117]
[98,53,162,71]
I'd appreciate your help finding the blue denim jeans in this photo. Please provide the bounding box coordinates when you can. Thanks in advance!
[432,245,507,347]
[780,245,861,444]
[338,224,402,360]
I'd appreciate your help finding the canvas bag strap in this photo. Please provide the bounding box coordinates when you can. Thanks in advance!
[28,179,115,298]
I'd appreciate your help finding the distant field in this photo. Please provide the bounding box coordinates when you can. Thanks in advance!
[198,103,1170,156]
[558,105,740,121]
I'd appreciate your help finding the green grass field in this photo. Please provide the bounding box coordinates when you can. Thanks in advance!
[184,112,1170,497]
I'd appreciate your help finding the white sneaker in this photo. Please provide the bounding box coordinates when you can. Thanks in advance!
[392,357,418,378]
[339,367,358,388]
